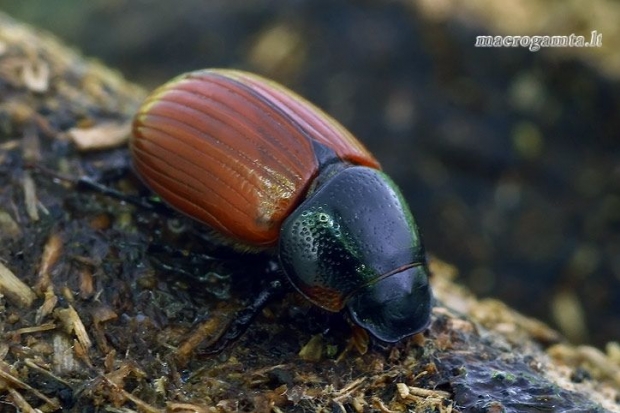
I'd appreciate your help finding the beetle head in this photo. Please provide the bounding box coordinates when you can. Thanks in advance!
[346,264,431,342]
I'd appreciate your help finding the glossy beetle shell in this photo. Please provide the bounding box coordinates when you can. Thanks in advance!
[279,166,425,311]
[279,165,431,341]
[131,69,379,247]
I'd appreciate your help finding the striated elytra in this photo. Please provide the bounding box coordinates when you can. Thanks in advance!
[131,69,431,343]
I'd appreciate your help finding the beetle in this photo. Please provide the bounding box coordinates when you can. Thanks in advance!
[131,69,431,344]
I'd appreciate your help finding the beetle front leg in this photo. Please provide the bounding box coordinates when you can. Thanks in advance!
[195,279,285,356]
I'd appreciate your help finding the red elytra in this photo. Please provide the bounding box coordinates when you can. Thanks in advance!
[131,69,379,248]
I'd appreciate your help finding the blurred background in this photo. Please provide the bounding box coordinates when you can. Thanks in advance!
[1,0,617,348]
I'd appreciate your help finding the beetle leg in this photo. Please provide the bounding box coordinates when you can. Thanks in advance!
[197,279,285,356]
[29,162,174,214]
[75,176,163,211]
[30,163,250,261]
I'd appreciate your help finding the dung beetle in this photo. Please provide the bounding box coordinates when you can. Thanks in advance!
[131,69,431,343]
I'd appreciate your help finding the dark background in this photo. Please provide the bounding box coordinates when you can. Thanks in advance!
[1,0,618,347]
